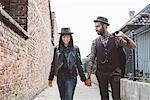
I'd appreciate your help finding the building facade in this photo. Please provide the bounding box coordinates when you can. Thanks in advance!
[119,4,150,80]
[0,0,59,100]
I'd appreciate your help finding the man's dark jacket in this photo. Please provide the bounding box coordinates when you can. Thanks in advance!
[93,35,123,76]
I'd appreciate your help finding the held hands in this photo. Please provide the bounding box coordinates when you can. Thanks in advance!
[84,79,92,87]
[84,61,93,87]
[48,80,52,87]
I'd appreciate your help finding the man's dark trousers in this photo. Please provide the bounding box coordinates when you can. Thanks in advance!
[96,71,121,100]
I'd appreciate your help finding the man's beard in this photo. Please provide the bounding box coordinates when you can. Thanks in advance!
[96,28,105,36]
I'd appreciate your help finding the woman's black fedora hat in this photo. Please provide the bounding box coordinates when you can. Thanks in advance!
[94,16,109,26]
[59,27,73,35]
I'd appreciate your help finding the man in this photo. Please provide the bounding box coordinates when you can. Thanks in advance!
[86,16,136,100]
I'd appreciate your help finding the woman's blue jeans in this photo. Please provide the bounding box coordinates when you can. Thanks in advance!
[57,75,77,100]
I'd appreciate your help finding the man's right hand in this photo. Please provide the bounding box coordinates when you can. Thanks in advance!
[87,61,93,79]
[48,80,52,87]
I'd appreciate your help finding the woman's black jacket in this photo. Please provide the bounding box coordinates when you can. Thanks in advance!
[48,45,86,82]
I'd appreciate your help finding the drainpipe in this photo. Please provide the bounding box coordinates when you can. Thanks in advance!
[48,0,55,46]
[131,30,136,81]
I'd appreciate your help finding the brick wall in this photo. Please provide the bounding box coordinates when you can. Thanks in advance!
[0,20,28,100]
[0,0,57,99]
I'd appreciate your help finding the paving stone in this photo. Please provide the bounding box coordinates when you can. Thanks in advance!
[33,77,113,100]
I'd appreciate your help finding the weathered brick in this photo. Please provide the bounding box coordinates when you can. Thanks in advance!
[0,0,59,99]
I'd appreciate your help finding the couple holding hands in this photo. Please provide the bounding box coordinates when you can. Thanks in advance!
[48,16,136,100]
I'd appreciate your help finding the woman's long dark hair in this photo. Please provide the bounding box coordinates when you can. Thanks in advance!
[58,34,74,51]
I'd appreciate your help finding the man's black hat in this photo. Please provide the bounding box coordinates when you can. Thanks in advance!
[59,27,73,35]
[94,16,109,26]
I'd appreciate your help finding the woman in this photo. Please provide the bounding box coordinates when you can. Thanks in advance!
[48,27,88,100]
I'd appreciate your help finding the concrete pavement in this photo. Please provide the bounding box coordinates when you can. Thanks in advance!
[33,76,112,100]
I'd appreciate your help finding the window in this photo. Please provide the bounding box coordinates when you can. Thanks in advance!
[0,0,28,31]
